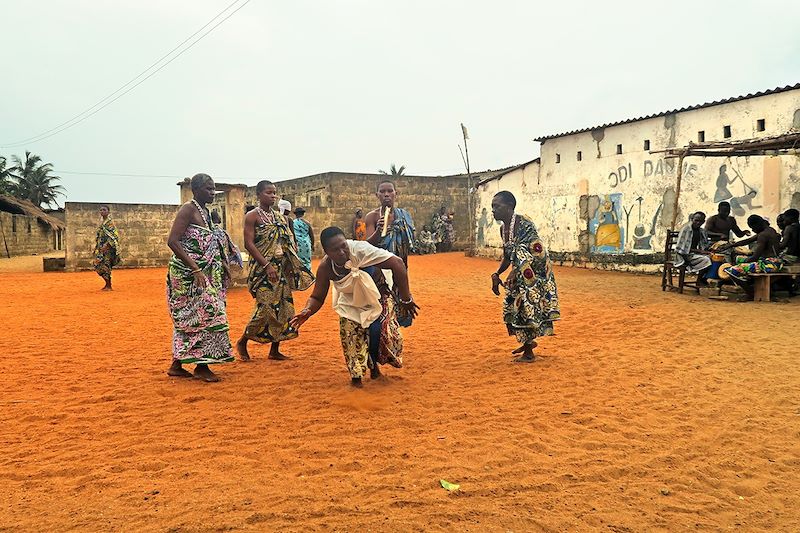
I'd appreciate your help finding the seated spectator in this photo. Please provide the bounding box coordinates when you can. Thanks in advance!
[777,208,800,264]
[723,215,783,297]
[675,211,712,285]
[705,201,750,242]
[415,225,437,255]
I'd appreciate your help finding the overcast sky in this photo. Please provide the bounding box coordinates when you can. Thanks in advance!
[1,0,798,205]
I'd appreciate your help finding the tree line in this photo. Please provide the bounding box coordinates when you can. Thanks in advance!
[0,151,65,209]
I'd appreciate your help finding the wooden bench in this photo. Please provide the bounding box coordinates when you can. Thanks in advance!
[749,265,800,302]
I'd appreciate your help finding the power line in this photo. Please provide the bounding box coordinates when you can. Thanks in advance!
[1,0,251,148]
[57,170,275,181]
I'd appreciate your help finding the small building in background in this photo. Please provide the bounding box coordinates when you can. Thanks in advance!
[0,195,65,258]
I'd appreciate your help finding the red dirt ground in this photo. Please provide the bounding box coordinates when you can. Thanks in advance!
[2,253,799,531]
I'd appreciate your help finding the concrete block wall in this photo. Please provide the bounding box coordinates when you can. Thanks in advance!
[65,202,179,271]
[0,212,59,257]
[254,172,472,254]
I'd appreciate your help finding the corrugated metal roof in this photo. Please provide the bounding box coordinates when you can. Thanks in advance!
[476,158,540,187]
[0,195,65,229]
[534,83,800,142]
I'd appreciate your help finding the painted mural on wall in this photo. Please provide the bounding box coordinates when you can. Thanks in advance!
[476,207,496,248]
[623,197,662,251]
[608,158,698,189]
[586,193,624,253]
[712,163,761,216]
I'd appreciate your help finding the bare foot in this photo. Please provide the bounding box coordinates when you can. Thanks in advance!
[167,363,193,378]
[370,366,382,379]
[102,286,113,291]
[513,354,536,363]
[193,365,220,382]
[268,352,291,361]
[351,377,363,388]
[512,341,537,354]
[236,337,251,362]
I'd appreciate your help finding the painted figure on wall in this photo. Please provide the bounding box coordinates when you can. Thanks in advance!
[714,164,735,202]
[590,193,624,253]
[633,203,663,251]
[713,163,761,216]
[477,207,494,248]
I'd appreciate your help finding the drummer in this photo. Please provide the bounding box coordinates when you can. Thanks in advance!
[705,201,751,242]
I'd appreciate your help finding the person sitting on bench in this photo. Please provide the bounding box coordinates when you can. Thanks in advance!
[675,211,712,286]
[723,215,783,298]
[777,208,800,265]
[705,201,750,242]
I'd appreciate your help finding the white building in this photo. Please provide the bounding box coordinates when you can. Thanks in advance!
[475,83,800,270]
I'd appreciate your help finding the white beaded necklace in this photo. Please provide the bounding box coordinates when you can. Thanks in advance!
[255,206,276,226]
[191,199,211,228]
[503,214,518,244]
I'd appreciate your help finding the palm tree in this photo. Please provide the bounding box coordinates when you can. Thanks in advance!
[0,156,13,195]
[10,151,65,208]
[379,163,406,176]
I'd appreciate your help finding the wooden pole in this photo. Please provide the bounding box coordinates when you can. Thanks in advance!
[670,152,686,231]
[459,124,474,256]
[0,215,10,258]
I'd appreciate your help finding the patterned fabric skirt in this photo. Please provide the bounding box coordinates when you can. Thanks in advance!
[724,257,783,281]
[93,244,118,281]
[244,259,299,344]
[338,295,403,378]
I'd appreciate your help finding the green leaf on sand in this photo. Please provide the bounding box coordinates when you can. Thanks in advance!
[440,479,460,491]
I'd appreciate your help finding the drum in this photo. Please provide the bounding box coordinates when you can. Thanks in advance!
[708,260,724,279]
[717,263,733,280]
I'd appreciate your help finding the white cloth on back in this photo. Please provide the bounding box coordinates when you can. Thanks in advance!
[331,240,394,328]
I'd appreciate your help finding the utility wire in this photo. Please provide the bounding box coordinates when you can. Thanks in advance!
[1,0,251,148]
[57,170,273,181]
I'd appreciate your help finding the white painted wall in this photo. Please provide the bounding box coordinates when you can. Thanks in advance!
[476,88,800,262]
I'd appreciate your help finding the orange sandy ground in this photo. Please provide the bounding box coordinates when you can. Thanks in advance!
[2,253,800,532]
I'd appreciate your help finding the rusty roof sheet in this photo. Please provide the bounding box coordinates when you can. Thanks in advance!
[0,195,65,229]
[534,83,800,142]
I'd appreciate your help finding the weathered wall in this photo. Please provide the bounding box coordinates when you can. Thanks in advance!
[235,172,474,255]
[65,202,179,271]
[0,212,61,257]
[475,88,800,270]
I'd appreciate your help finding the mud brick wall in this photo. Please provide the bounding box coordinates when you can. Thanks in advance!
[248,172,472,255]
[0,212,60,257]
[65,202,179,271]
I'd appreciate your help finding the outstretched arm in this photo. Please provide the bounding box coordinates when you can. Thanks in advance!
[289,261,332,329]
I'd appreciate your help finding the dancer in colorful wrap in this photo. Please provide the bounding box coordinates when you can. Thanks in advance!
[92,205,120,290]
[292,206,314,271]
[236,181,315,362]
[490,191,560,363]
[290,227,419,387]
[365,180,415,266]
[166,173,242,382]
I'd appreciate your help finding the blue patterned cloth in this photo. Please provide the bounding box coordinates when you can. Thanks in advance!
[292,218,313,271]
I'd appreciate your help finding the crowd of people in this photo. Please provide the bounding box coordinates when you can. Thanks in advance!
[90,174,560,384]
[674,200,800,298]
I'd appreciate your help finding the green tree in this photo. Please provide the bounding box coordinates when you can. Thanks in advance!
[0,156,13,195]
[10,151,65,208]
[379,163,406,176]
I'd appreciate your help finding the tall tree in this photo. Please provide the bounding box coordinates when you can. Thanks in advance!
[0,156,13,195]
[10,151,65,208]
[379,163,406,176]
